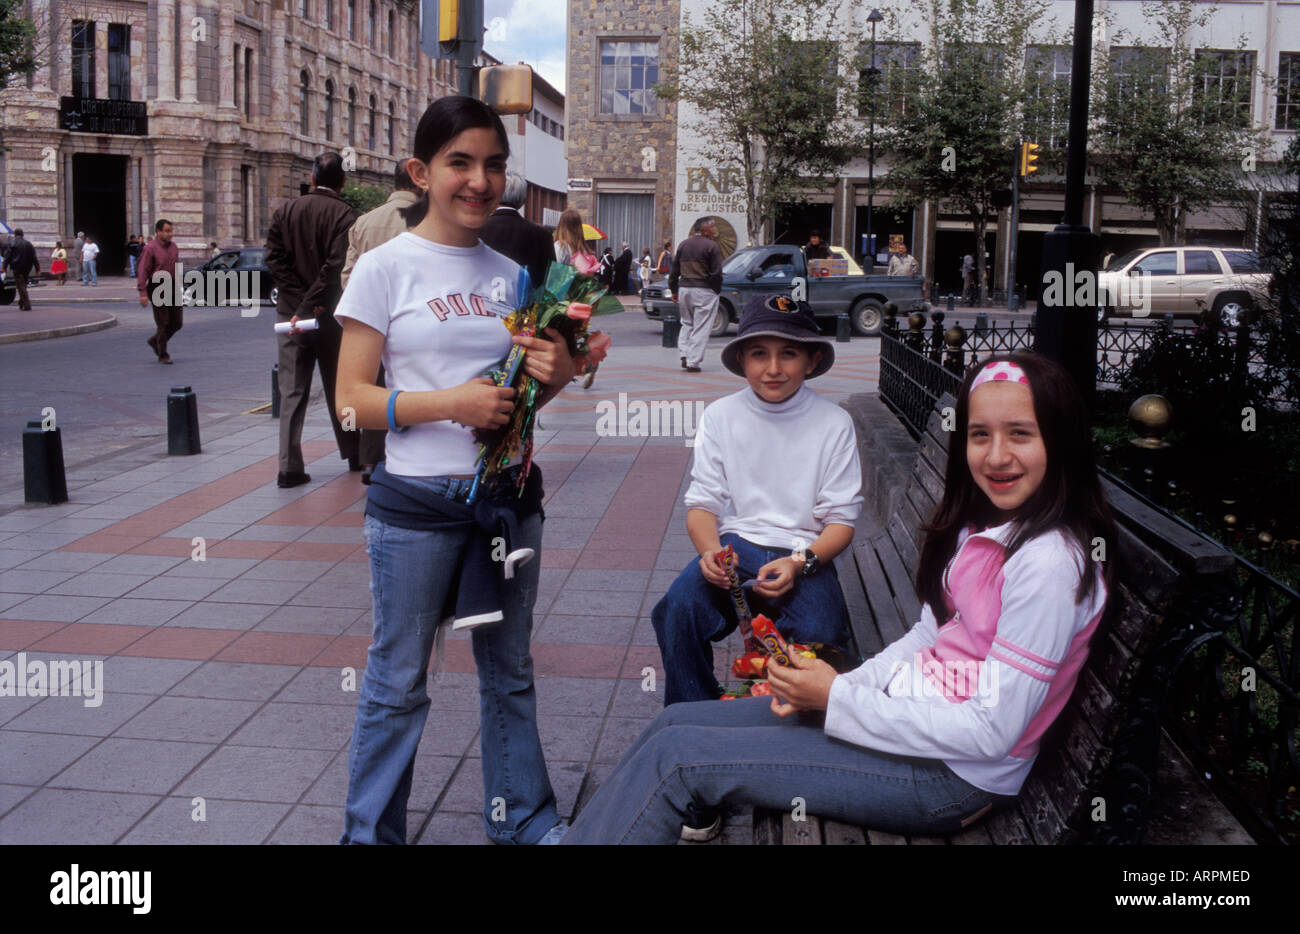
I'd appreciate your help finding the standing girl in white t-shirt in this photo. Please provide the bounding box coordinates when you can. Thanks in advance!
[334,96,576,845]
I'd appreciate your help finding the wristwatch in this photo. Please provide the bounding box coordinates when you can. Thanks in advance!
[800,549,821,578]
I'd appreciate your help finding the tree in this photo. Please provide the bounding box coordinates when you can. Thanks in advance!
[0,0,38,91]
[339,182,387,215]
[1090,0,1271,246]
[656,0,868,245]
[875,0,1060,304]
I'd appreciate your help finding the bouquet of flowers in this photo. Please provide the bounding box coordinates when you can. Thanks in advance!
[468,261,622,502]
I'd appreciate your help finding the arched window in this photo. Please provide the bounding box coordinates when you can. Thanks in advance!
[299,70,310,134]
[347,87,357,145]
[387,100,395,154]
[325,79,335,140]
[368,93,377,150]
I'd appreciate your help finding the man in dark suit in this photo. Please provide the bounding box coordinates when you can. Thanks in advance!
[614,242,634,295]
[479,172,553,292]
[2,229,40,310]
[264,152,358,488]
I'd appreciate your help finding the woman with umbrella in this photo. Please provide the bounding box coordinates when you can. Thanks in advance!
[553,209,606,387]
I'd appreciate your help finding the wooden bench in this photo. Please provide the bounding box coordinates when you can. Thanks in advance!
[753,393,1239,845]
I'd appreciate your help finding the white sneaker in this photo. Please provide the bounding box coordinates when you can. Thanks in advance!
[535,821,569,845]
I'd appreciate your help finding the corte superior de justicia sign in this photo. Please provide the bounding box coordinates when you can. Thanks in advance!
[59,97,148,135]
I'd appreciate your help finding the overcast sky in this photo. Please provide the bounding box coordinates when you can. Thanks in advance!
[482,0,567,93]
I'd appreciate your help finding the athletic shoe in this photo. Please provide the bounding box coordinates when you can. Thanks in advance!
[680,804,721,842]
[685,365,702,373]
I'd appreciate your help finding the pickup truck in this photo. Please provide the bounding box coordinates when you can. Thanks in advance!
[641,244,929,336]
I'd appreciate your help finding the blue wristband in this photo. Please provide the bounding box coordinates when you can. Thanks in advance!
[387,391,409,434]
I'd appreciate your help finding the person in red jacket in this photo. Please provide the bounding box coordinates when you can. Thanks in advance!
[137,219,181,363]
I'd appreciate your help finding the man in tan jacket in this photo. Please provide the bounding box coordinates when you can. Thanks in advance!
[339,161,419,480]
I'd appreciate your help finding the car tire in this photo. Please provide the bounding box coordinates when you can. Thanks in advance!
[851,298,885,336]
[1212,294,1249,328]
[710,300,731,337]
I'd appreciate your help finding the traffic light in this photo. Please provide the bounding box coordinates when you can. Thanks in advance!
[1020,141,1040,177]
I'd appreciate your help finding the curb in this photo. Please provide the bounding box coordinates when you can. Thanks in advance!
[0,314,118,344]
[30,296,132,304]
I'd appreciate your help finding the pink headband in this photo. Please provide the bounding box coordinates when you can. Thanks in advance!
[971,361,1030,391]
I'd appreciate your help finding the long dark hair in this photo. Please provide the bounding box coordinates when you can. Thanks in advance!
[399,96,509,227]
[915,353,1116,614]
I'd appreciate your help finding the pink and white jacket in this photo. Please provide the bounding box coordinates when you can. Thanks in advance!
[824,521,1107,796]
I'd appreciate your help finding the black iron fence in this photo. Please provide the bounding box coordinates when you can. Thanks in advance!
[877,317,1299,843]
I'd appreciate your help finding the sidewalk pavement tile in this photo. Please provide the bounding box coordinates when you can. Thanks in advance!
[412,707,481,758]
[215,631,333,665]
[534,676,618,717]
[0,784,37,818]
[162,602,273,630]
[114,695,262,744]
[124,575,227,601]
[29,622,154,653]
[0,550,46,570]
[0,693,46,726]
[99,656,201,694]
[537,614,636,645]
[238,559,334,581]
[118,626,240,659]
[546,589,644,618]
[0,620,69,650]
[0,731,101,784]
[5,691,155,737]
[305,750,458,811]
[610,677,666,719]
[174,746,334,803]
[0,593,27,613]
[536,714,603,762]
[48,738,216,794]
[266,804,427,844]
[120,797,292,844]
[254,605,362,635]
[47,572,154,598]
[0,788,162,844]
[561,569,652,591]
[13,551,113,572]
[206,577,311,605]
[0,569,78,593]
[227,702,355,750]
[594,717,655,764]
[285,577,372,609]
[415,810,490,845]
[166,661,301,701]
[276,666,368,706]
[80,597,194,626]
[88,554,187,576]
[164,557,262,578]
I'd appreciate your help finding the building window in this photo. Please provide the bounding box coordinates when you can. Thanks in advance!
[326,0,334,31]
[107,24,130,100]
[325,79,335,139]
[599,40,658,115]
[300,70,310,133]
[348,86,357,145]
[71,20,95,98]
[1195,49,1255,126]
[388,8,395,57]
[235,43,242,111]
[368,93,377,149]
[388,100,395,154]
[1279,53,1300,130]
[348,0,356,39]
[1025,45,1071,148]
[368,0,376,46]
[858,41,920,119]
[300,0,309,17]
[244,47,253,118]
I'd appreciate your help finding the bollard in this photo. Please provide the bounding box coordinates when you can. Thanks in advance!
[946,293,955,313]
[662,314,681,349]
[836,313,851,343]
[167,386,202,455]
[23,418,68,504]
[271,362,281,418]
[974,312,989,336]
[1009,292,1021,312]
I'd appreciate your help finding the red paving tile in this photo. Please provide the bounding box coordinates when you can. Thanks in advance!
[540,549,581,569]
[529,642,626,678]
[342,545,369,563]
[309,635,373,669]
[621,645,664,679]
[577,549,658,570]
[321,511,366,527]
[61,532,150,553]
[437,640,478,674]
[537,444,593,454]
[216,631,335,665]
[205,540,282,559]
[29,623,156,655]
[268,541,356,562]
[117,627,241,660]
[128,537,207,556]
[0,620,69,650]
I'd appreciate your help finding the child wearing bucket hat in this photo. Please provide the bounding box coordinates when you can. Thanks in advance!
[651,293,863,711]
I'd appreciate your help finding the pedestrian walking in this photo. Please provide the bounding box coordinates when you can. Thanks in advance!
[50,242,68,285]
[962,252,976,305]
[138,219,182,363]
[552,208,599,276]
[264,151,359,488]
[340,159,422,484]
[669,217,724,372]
[887,243,919,277]
[614,242,633,295]
[3,229,40,310]
[72,232,84,282]
[656,240,672,282]
[638,253,652,294]
[126,235,143,278]
[334,94,575,845]
[81,236,99,285]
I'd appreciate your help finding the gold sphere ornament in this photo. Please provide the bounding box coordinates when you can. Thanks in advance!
[1128,394,1173,449]
[944,325,966,347]
[1224,514,1238,528]
[908,312,927,331]
[1258,531,1274,546]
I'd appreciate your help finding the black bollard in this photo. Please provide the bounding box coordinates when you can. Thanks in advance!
[836,313,851,343]
[946,293,955,313]
[974,312,989,337]
[167,386,202,455]
[1009,292,1021,312]
[662,314,681,349]
[271,362,281,418]
[23,418,68,505]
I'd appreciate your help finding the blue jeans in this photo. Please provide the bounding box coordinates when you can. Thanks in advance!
[128,255,136,278]
[83,258,97,285]
[340,476,558,845]
[563,697,1006,844]
[651,533,851,705]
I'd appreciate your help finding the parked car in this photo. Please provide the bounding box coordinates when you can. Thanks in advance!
[1097,245,1273,326]
[180,247,277,307]
[642,244,928,336]
[0,267,44,306]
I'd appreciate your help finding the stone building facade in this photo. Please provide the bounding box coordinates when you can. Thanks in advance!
[564,0,679,259]
[0,0,433,273]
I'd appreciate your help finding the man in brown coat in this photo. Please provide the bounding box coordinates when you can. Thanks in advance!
[137,219,181,362]
[265,152,358,488]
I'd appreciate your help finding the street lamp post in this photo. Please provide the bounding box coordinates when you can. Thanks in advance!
[865,8,883,272]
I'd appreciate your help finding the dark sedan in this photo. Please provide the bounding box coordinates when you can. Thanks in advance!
[181,247,277,307]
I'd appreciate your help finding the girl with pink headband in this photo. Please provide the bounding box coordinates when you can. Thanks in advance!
[564,353,1117,843]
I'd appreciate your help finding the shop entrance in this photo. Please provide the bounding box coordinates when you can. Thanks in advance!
[72,154,127,275]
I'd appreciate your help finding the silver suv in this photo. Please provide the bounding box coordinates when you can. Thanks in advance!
[1097,246,1272,326]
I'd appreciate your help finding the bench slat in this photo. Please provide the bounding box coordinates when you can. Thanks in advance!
[896,486,926,555]
[836,546,885,659]
[822,821,867,845]
[1017,771,1071,844]
[782,814,822,845]
[856,537,910,646]
[875,529,923,624]
[949,823,994,844]
[866,829,908,845]
[752,809,783,845]
[908,835,947,844]
[887,513,920,582]
[982,805,1036,845]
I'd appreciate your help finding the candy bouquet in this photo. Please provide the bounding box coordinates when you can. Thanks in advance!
[468,262,621,503]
